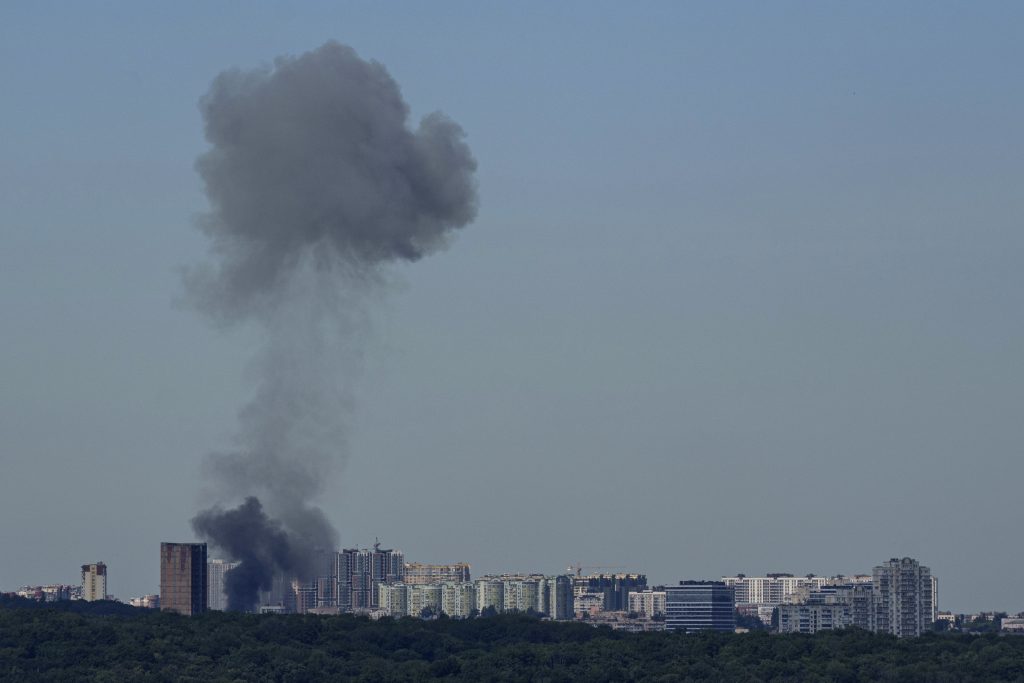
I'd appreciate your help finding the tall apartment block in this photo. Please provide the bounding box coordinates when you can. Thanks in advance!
[503,577,540,613]
[403,562,471,585]
[335,542,404,611]
[277,548,337,613]
[312,549,337,609]
[777,583,873,634]
[572,574,647,612]
[81,562,107,601]
[379,583,409,616]
[408,584,443,617]
[542,575,574,620]
[378,575,571,620]
[872,557,934,637]
[628,590,667,618]
[722,574,831,623]
[442,582,478,618]
[476,578,504,613]
[160,542,208,615]
[208,559,239,611]
[250,543,403,614]
[778,602,852,633]
[776,560,936,636]
[378,582,472,619]
[665,581,736,633]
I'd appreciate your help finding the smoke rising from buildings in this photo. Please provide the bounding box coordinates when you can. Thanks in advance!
[186,41,478,612]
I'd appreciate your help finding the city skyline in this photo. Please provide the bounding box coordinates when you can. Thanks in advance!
[11,548,959,639]
[3,2,1023,614]
[4,546,948,617]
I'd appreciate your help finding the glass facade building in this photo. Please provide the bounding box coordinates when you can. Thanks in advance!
[665,581,735,633]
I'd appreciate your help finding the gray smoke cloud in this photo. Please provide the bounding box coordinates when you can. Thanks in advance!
[187,41,477,612]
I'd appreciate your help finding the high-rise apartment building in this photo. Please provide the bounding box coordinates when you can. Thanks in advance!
[665,581,736,633]
[826,584,873,631]
[872,557,934,638]
[472,574,572,618]
[777,602,852,633]
[723,574,831,604]
[81,562,107,601]
[722,574,830,623]
[291,579,318,614]
[475,578,504,613]
[295,548,337,613]
[503,578,540,613]
[160,543,208,616]
[403,562,471,585]
[378,582,479,619]
[257,573,290,611]
[408,584,443,617]
[335,542,403,611]
[572,574,647,612]
[541,575,574,620]
[378,576,566,620]
[207,559,239,611]
[441,582,478,618]
[776,582,873,633]
[379,583,409,617]
[628,590,667,618]
[574,593,605,616]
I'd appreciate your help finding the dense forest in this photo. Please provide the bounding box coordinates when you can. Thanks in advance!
[3,596,1024,681]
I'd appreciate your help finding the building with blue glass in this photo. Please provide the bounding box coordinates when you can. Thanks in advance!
[665,580,735,633]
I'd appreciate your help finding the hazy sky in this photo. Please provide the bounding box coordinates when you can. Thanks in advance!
[2,2,1022,613]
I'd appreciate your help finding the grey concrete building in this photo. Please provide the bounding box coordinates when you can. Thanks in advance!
[160,543,208,616]
[872,557,934,638]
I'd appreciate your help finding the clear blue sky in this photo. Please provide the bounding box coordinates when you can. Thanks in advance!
[1,1,1022,612]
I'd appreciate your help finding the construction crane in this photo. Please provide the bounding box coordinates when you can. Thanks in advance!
[566,563,626,578]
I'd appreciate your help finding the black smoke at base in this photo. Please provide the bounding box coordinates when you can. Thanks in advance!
[186,41,478,612]
[191,497,294,611]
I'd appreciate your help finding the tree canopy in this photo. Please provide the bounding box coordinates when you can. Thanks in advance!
[2,596,1024,681]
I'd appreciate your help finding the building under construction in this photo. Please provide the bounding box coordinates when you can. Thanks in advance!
[159,542,208,616]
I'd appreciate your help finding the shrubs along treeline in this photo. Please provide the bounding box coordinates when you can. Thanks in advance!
[2,596,1024,681]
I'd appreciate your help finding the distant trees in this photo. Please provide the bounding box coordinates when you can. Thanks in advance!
[734,609,768,631]
[965,613,1007,634]
[3,597,1024,681]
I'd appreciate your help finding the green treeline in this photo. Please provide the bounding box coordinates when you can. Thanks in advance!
[2,598,1024,681]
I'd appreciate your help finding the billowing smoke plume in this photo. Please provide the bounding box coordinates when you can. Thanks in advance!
[187,41,477,611]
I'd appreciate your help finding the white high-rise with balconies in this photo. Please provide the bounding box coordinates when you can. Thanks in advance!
[378,583,409,617]
[872,557,934,638]
[441,582,477,618]
[476,578,504,613]
[208,559,240,611]
[81,562,107,601]
[721,574,830,623]
[628,590,666,617]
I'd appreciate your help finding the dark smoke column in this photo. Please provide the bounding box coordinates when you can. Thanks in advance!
[186,41,477,612]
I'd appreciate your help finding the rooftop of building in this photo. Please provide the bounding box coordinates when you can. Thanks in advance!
[675,580,727,586]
